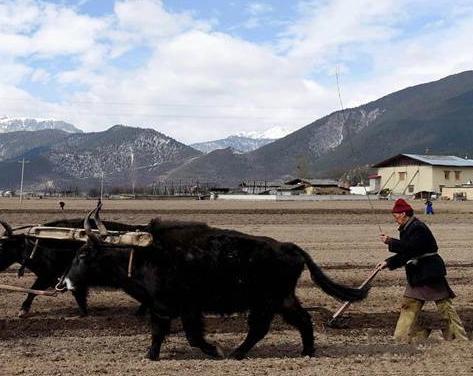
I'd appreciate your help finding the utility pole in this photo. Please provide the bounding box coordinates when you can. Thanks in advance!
[100,171,104,202]
[130,147,135,196]
[18,158,30,205]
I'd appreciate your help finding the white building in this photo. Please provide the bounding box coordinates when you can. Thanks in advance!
[349,186,371,195]
[371,154,473,196]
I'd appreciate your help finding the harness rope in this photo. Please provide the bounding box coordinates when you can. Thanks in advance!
[127,249,135,278]
[18,238,39,278]
[0,283,57,296]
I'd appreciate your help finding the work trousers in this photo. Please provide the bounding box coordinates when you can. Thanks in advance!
[393,297,468,342]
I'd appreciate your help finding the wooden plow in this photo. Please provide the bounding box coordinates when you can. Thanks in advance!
[326,265,383,328]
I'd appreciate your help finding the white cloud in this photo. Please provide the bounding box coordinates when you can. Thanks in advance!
[59,29,333,142]
[0,0,472,144]
[31,68,50,83]
[0,0,41,33]
[241,2,274,30]
[246,2,273,16]
[280,0,403,68]
[31,5,109,57]
[0,33,31,56]
[334,2,473,106]
[0,60,32,85]
[113,0,209,42]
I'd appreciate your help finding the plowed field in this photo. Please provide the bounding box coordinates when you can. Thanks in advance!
[1,198,473,375]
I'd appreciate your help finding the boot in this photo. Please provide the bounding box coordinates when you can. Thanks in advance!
[436,298,468,341]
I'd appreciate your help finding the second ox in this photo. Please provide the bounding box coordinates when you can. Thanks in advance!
[63,206,370,360]
[0,217,147,317]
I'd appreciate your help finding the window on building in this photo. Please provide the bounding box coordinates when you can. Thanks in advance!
[455,171,461,180]
[444,171,450,180]
[408,185,414,193]
[398,172,406,181]
[439,185,445,192]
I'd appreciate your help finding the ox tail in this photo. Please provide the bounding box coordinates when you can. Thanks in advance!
[296,246,369,302]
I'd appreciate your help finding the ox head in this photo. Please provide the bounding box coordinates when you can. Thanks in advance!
[0,219,27,271]
[63,205,136,291]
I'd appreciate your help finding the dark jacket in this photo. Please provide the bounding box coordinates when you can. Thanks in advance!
[385,217,447,286]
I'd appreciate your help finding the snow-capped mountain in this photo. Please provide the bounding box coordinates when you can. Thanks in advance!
[191,135,273,153]
[0,116,82,133]
[236,126,293,140]
[191,126,293,153]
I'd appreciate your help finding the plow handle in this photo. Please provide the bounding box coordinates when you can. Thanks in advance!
[327,266,382,325]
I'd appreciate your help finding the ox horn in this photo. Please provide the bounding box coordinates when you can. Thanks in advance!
[93,203,108,237]
[84,206,102,244]
[0,219,13,236]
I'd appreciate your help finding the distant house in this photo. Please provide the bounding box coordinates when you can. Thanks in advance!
[441,183,473,200]
[240,180,284,195]
[372,154,473,196]
[278,178,349,195]
[368,174,381,193]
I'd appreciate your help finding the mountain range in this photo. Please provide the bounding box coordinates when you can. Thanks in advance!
[0,117,82,134]
[161,71,473,185]
[1,70,473,190]
[0,125,201,190]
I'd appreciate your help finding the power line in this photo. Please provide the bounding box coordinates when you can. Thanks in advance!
[0,97,323,111]
[0,97,325,121]
[51,112,315,120]
[2,109,316,121]
[335,65,383,233]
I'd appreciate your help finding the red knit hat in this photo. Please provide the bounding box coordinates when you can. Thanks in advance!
[392,198,413,213]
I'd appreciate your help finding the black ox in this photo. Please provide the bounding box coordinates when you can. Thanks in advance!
[0,218,146,317]
[64,208,369,360]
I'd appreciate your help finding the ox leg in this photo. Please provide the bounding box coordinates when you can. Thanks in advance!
[119,279,170,319]
[19,276,54,318]
[119,278,152,310]
[182,312,224,359]
[147,315,171,361]
[229,308,275,360]
[280,297,315,357]
[72,287,89,317]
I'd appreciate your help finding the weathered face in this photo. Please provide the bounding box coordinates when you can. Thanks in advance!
[392,212,409,226]
[0,236,25,271]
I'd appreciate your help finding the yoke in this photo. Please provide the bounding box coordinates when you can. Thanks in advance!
[25,226,154,248]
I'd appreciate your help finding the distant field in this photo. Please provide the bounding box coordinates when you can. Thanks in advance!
[3,196,473,212]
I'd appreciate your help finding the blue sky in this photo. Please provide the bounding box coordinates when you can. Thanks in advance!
[0,0,472,143]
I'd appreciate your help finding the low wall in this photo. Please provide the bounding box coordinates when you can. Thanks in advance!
[217,194,372,201]
[277,195,371,201]
[216,194,277,201]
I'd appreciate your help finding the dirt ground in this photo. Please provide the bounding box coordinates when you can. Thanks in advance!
[1,197,473,375]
